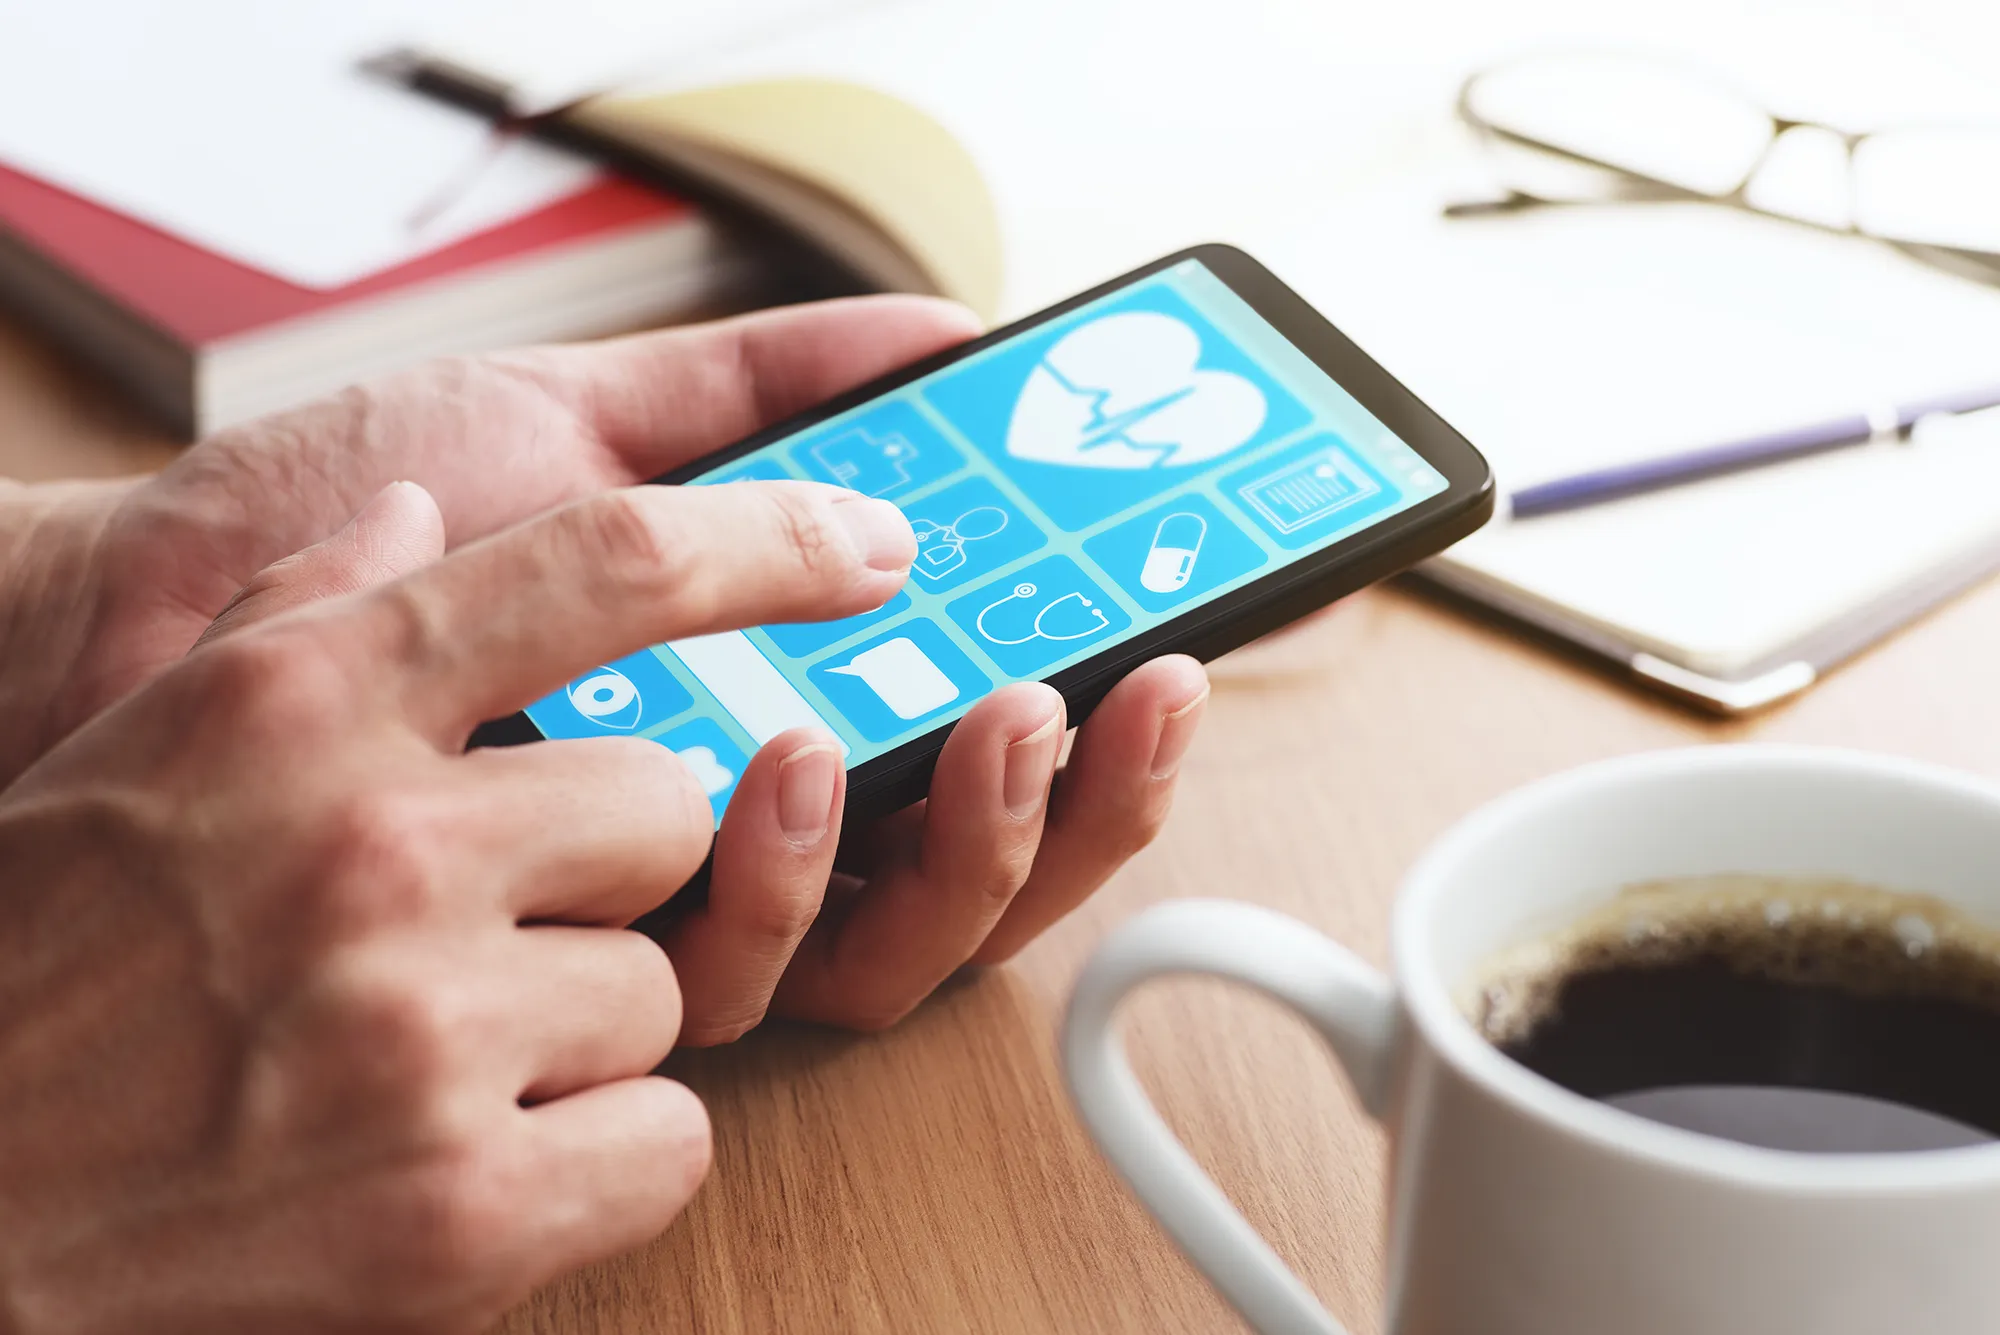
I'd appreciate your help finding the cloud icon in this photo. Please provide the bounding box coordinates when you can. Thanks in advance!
[674,745,736,797]
[1006,311,1267,470]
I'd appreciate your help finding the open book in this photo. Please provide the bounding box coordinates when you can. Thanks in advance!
[1266,189,2000,711]
[380,0,1430,326]
[371,54,1005,319]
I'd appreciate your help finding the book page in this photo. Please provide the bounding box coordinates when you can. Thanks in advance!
[0,0,852,288]
[0,0,599,288]
[1432,409,2000,675]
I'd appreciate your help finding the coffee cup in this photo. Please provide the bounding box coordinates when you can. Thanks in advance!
[1063,745,2000,1334]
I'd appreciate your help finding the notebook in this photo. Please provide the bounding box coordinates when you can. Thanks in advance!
[1425,412,2000,711]
[0,0,876,437]
[0,0,860,288]
[0,164,742,438]
[368,62,1006,320]
[1263,189,2000,712]
[392,0,1447,321]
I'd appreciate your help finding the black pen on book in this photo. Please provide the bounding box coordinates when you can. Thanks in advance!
[1510,383,2000,519]
[360,46,947,305]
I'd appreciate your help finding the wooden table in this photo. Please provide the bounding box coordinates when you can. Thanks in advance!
[9,305,2000,1334]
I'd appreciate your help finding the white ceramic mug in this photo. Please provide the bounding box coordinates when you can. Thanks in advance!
[1063,746,2000,1335]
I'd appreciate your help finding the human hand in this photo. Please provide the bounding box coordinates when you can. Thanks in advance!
[0,296,982,786]
[202,493,1210,1052]
[2,295,1212,1049]
[0,476,914,1333]
[658,651,1209,1042]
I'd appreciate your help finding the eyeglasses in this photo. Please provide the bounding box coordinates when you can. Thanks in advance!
[1453,50,2000,282]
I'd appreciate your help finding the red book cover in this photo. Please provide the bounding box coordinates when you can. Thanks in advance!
[0,160,692,347]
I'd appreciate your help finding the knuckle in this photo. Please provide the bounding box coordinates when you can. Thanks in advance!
[724,878,823,949]
[362,579,443,666]
[975,858,1034,909]
[1110,799,1172,862]
[568,491,691,604]
[619,930,684,1034]
[765,485,842,577]
[317,789,452,929]
[350,1141,528,1321]
[192,626,348,735]
[329,970,470,1101]
[1073,785,1173,869]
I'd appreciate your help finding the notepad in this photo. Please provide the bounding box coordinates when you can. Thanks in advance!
[1266,189,2000,710]
[1281,192,2000,495]
[1422,409,2000,709]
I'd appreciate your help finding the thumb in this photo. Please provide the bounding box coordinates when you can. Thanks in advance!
[196,480,445,648]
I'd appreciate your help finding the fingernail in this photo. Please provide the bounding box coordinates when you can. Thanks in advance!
[1150,685,1209,781]
[832,493,915,572]
[776,742,842,846]
[1002,711,1062,820]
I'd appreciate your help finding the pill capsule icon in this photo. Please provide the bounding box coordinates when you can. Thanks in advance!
[1140,511,1208,594]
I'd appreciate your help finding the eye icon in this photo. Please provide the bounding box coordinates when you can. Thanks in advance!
[568,666,643,730]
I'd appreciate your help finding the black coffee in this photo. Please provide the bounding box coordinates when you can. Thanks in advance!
[1468,877,2000,1153]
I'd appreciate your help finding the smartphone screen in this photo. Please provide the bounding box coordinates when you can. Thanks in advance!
[517,254,1469,823]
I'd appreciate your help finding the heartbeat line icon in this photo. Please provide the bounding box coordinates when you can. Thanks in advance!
[1005,311,1266,471]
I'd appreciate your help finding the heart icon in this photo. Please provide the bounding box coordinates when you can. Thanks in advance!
[1006,311,1267,470]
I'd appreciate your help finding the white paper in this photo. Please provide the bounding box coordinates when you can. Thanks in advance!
[577,0,2000,321]
[0,0,601,288]
[1436,410,2000,674]
[604,0,1459,318]
[0,0,863,289]
[1261,191,2000,493]
[414,0,880,116]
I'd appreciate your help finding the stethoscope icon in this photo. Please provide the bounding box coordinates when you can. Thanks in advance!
[974,582,1111,646]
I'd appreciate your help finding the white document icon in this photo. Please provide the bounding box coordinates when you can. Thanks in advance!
[1236,445,1381,534]
[828,638,959,719]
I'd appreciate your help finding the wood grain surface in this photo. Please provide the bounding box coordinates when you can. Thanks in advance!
[7,304,1999,1333]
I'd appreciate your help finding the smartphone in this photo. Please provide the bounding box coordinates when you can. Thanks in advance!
[473,245,1493,823]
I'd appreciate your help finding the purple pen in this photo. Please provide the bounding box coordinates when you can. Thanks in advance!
[1509,383,2000,519]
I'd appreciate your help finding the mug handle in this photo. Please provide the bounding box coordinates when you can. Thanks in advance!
[1063,899,1398,1335]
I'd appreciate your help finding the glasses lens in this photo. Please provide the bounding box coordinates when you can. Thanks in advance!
[1741,124,1855,231]
[1464,52,1774,198]
[1852,128,2000,255]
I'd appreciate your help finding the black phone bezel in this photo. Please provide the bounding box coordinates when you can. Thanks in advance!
[472,243,1495,819]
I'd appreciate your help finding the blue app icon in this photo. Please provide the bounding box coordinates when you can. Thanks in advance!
[526,649,694,740]
[697,456,792,484]
[808,618,989,742]
[922,280,1309,531]
[947,556,1132,678]
[761,590,912,659]
[789,400,962,499]
[1083,493,1268,613]
[653,717,749,825]
[902,476,1046,593]
[1221,434,1400,549]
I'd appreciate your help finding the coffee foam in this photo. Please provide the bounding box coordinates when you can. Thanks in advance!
[1462,875,2000,1048]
